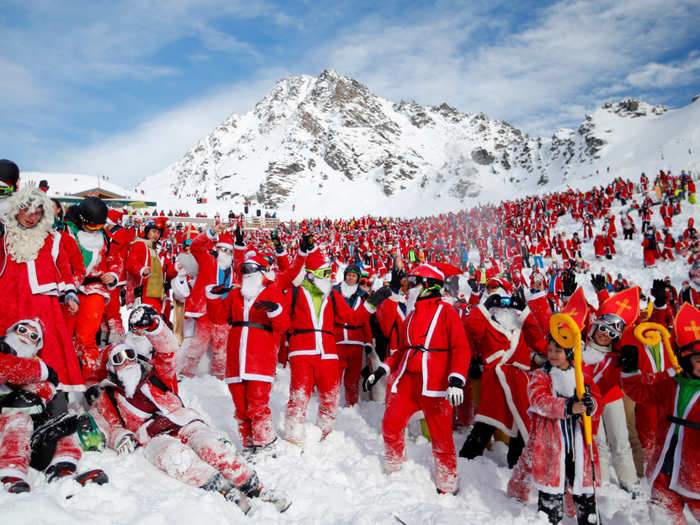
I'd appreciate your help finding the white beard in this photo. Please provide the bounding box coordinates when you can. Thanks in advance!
[340,281,358,298]
[5,332,39,358]
[490,307,523,333]
[550,366,576,397]
[217,252,232,270]
[77,229,104,252]
[312,276,332,296]
[4,213,51,264]
[442,295,456,305]
[117,364,143,398]
[406,286,423,314]
[264,270,275,281]
[292,269,305,287]
[582,344,606,364]
[241,272,264,300]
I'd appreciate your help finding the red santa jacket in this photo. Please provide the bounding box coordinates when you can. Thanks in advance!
[380,296,470,397]
[375,295,406,356]
[623,370,700,498]
[126,238,177,306]
[206,283,289,383]
[527,367,601,495]
[68,227,122,299]
[106,225,134,285]
[0,350,51,387]
[332,286,372,346]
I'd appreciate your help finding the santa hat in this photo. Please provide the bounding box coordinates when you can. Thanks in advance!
[106,208,124,226]
[674,303,700,359]
[6,318,45,351]
[485,276,513,295]
[216,233,234,250]
[241,251,270,270]
[105,343,137,374]
[305,248,329,272]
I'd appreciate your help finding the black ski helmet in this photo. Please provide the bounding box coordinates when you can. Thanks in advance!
[78,197,108,226]
[0,159,20,189]
[344,264,362,280]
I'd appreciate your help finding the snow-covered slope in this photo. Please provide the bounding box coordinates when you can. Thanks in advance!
[135,70,700,219]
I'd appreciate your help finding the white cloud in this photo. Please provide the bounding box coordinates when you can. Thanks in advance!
[626,56,700,88]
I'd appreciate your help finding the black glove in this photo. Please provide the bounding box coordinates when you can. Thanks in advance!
[467,278,478,294]
[651,279,667,307]
[253,300,279,313]
[299,233,314,253]
[510,289,527,311]
[85,385,102,406]
[45,366,59,387]
[360,365,371,381]
[468,357,483,380]
[366,286,392,308]
[234,225,245,247]
[364,344,373,355]
[448,376,465,389]
[591,274,606,292]
[362,366,386,392]
[209,284,232,296]
[565,395,578,416]
[119,286,126,306]
[562,271,577,297]
[128,304,160,332]
[619,344,639,373]
[389,267,405,290]
[270,231,284,254]
[483,293,503,310]
[582,386,594,416]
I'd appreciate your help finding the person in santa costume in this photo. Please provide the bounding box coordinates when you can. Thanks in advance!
[175,223,234,379]
[364,263,469,494]
[206,252,289,459]
[64,197,122,380]
[0,187,84,391]
[126,218,175,314]
[88,342,290,514]
[458,276,547,468]
[621,303,700,524]
[582,286,640,495]
[680,263,700,308]
[280,234,390,445]
[333,264,373,407]
[515,312,601,524]
[102,208,134,343]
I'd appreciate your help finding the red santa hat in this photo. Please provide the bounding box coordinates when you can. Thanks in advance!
[305,247,330,272]
[216,233,234,250]
[485,276,513,295]
[241,251,270,271]
[106,208,124,226]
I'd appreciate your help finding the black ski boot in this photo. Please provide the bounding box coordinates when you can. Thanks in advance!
[2,476,30,493]
[46,461,77,483]
[200,472,251,515]
[458,422,495,459]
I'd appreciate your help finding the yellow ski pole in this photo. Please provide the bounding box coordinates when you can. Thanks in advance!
[549,313,600,524]
[634,322,681,373]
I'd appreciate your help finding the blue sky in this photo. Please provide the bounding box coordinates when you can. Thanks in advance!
[2,0,699,187]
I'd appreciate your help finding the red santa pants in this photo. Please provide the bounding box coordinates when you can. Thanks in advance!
[67,293,106,379]
[180,315,230,379]
[51,434,82,468]
[636,403,661,466]
[650,472,700,524]
[228,381,275,448]
[382,372,458,494]
[0,413,32,482]
[337,343,363,406]
[144,421,255,489]
[284,355,340,444]
[103,286,125,341]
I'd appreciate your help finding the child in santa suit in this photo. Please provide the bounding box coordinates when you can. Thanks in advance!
[525,332,601,525]
[621,303,700,524]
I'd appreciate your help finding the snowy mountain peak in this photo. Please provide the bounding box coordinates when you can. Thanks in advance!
[137,71,700,218]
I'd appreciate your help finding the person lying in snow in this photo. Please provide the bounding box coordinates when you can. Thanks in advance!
[87,327,290,515]
[1,319,106,493]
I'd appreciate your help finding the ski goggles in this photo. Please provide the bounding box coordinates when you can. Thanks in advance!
[308,267,332,279]
[217,246,233,255]
[83,222,104,231]
[406,275,422,288]
[240,262,264,275]
[110,347,137,366]
[594,314,625,339]
[0,185,14,196]
[498,296,512,307]
[16,324,40,342]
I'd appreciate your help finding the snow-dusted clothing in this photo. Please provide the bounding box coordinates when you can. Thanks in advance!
[379,295,470,494]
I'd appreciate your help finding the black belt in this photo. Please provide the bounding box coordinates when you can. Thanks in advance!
[290,329,334,337]
[407,345,449,358]
[82,276,103,285]
[667,415,700,431]
[336,324,363,330]
[228,321,272,333]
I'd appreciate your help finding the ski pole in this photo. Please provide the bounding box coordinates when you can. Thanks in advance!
[550,313,602,525]
[634,322,680,373]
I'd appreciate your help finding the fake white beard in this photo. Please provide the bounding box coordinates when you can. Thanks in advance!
[442,295,457,305]
[5,332,39,358]
[582,344,607,364]
[4,212,51,263]
[241,272,264,300]
[340,281,358,298]
[312,276,332,296]
[550,366,576,398]
[77,229,104,252]
[490,307,523,333]
[117,363,143,398]
[264,270,275,281]
[292,269,306,287]
[217,252,233,270]
[406,286,423,314]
